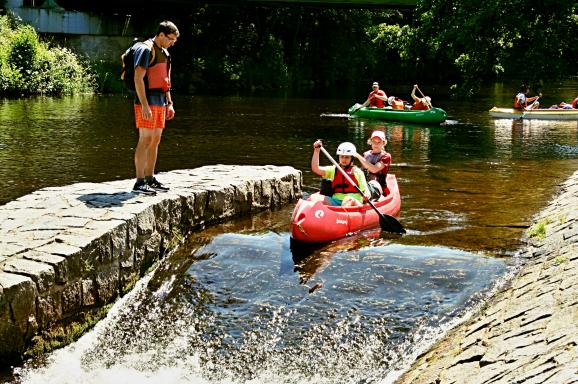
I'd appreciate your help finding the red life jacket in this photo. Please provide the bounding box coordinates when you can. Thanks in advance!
[411,99,429,110]
[391,98,405,110]
[514,93,526,109]
[572,97,578,109]
[146,43,171,92]
[331,165,360,194]
[369,90,386,108]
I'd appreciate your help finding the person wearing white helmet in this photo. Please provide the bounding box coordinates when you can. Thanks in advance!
[311,140,369,207]
[354,130,391,198]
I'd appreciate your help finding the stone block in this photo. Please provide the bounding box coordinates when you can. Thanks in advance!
[95,263,120,304]
[0,272,37,353]
[0,242,25,257]
[136,205,156,237]
[83,232,113,265]
[82,279,97,306]
[36,294,63,329]
[22,251,68,285]
[61,281,82,314]
[3,258,55,293]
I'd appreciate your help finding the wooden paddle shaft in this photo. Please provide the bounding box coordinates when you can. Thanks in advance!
[416,85,433,109]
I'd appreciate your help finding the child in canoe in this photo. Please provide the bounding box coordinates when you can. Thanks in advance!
[354,130,391,198]
[310,140,370,207]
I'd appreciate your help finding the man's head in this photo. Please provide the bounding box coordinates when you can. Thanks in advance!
[372,81,379,91]
[156,21,180,48]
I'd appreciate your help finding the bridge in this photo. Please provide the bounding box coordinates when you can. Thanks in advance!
[6,0,416,62]
[51,0,417,12]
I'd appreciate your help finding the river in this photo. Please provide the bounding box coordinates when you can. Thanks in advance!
[1,82,578,383]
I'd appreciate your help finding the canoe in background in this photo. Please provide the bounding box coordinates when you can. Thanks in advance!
[348,104,447,124]
[489,107,578,120]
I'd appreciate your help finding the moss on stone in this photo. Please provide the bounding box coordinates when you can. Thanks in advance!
[24,305,112,358]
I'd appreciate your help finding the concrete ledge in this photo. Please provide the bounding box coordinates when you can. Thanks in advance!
[397,170,578,384]
[0,165,302,362]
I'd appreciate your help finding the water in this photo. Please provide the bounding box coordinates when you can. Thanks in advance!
[11,215,508,384]
[2,81,578,382]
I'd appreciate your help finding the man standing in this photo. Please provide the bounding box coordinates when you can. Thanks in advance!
[132,20,179,195]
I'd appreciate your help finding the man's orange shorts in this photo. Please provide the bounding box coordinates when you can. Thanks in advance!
[134,104,166,129]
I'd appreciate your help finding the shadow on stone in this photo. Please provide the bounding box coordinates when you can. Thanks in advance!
[78,192,135,208]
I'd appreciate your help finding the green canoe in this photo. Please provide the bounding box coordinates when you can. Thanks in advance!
[348,104,447,124]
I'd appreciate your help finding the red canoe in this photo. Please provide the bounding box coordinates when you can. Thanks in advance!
[291,174,402,243]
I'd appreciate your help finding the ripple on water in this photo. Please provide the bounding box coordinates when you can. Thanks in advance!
[15,232,507,384]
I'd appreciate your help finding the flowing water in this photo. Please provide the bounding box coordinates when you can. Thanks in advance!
[1,81,578,383]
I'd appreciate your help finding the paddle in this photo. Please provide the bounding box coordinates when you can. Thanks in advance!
[351,99,369,114]
[416,85,433,110]
[520,96,540,120]
[318,145,406,234]
[350,103,363,114]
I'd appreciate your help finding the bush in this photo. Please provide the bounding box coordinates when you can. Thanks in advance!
[0,15,96,96]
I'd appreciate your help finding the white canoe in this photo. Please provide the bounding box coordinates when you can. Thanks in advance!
[489,107,578,120]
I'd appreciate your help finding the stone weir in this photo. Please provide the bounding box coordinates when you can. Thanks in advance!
[0,165,302,363]
[398,170,578,384]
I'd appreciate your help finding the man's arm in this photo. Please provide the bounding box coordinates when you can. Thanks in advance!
[134,66,151,120]
[354,153,385,174]
[166,91,175,120]
[374,90,388,101]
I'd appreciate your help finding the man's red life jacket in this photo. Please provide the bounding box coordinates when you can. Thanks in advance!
[146,43,171,93]
[331,165,360,194]
[369,90,386,108]
[572,97,578,109]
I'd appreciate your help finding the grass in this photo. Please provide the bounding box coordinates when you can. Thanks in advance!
[528,218,550,240]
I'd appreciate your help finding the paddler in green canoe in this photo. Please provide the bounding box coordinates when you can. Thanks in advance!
[310,140,370,207]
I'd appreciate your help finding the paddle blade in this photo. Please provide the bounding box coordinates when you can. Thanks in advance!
[379,213,406,234]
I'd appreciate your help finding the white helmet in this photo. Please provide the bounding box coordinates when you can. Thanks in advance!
[336,142,356,156]
[387,96,395,105]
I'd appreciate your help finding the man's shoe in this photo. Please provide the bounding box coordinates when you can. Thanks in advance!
[132,182,157,196]
[148,177,170,192]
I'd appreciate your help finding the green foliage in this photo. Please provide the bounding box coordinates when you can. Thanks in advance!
[0,15,96,96]
[528,218,550,240]
[94,2,577,95]
[168,6,401,93]
[402,0,578,95]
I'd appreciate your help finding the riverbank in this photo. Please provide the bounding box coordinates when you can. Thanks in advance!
[397,170,578,383]
[0,165,302,364]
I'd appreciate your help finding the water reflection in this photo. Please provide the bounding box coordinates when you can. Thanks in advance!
[492,118,578,159]
[15,228,506,384]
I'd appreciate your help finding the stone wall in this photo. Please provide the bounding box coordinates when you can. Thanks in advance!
[397,170,578,384]
[0,165,302,363]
